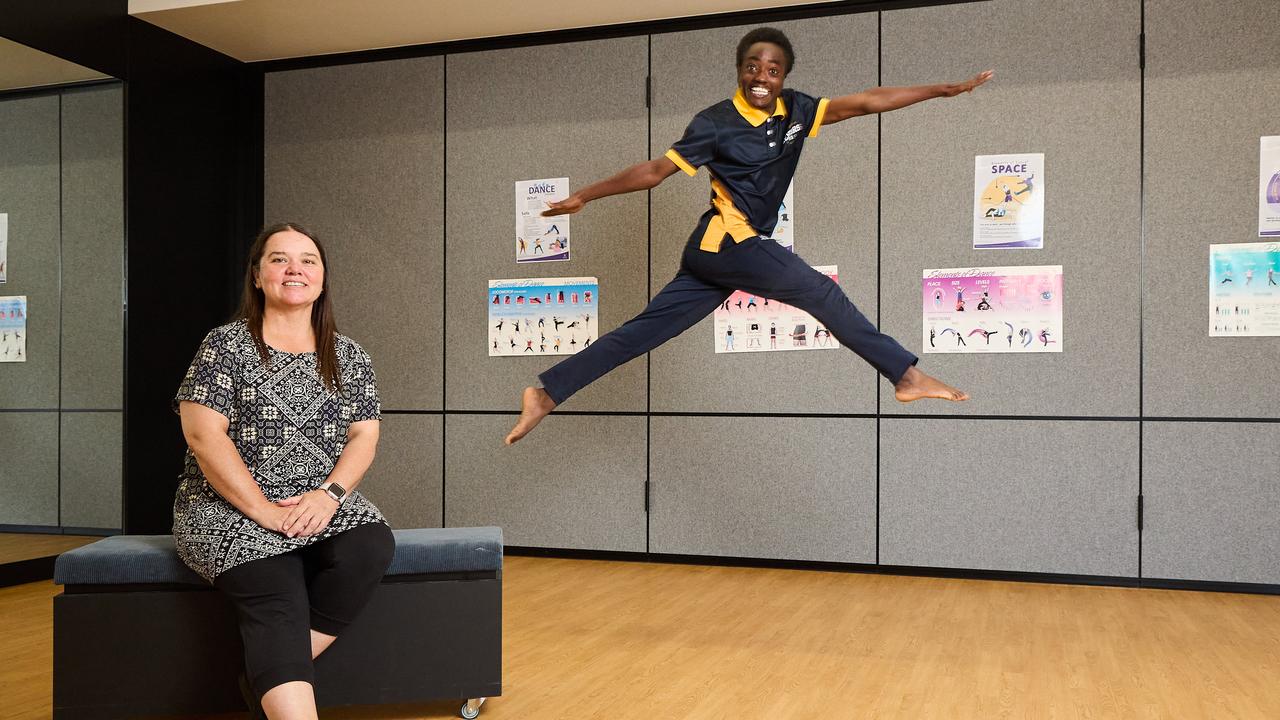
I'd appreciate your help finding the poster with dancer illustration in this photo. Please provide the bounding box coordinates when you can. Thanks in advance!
[1260,137,1280,237]
[0,296,27,363]
[516,178,571,263]
[769,181,795,251]
[489,277,598,356]
[0,213,8,283]
[1210,242,1280,337]
[713,266,839,353]
[973,153,1045,249]
[922,265,1063,353]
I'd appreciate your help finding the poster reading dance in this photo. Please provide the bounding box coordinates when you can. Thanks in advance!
[0,295,27,363]
[0,213,8,284]
[713,266,839,353]
[516,178,571,263]
[1260,137,1280,237]
[922,265,1063,353]
[1210,242,1280,337]
[973,153,1045,249]
[769,181,795,251]
[489,277,598,356]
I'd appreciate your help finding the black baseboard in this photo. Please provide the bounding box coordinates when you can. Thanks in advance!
[0,556,57,588]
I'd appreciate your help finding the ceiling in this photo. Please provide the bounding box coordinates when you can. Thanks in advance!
[129,0,834,62]
[0,37,111,92]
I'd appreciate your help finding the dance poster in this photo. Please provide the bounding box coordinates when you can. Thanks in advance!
[516,178,571,263]
[1260,137,1280,237]
[488,277,598,356]
[922,265,1063,353]
[0,213,8,284]
[768,181,795,251]
[713,266,839,353]
[973,153,1045,249]
[0,296,26,363]
[1209,242,1280,337]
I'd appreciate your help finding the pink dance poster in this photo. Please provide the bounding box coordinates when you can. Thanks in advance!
[922,265,1063,353]
[713,266,840,353]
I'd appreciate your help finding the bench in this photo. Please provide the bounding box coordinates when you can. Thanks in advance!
[52,527,503,719]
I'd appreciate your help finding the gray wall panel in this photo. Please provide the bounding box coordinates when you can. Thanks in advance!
[265,58,444,410]
[0,412,59,525]
[879,0,1141,416]
[1144,422,1280,585]
[60,412,122,529]
[359,413,442,529]
[881,418,1138,577]
[445,38,649,412]
[649,16,881,414]
[1144,0,1280,418]
[60,84,124,409]
[650,416,876,562]
[444,414,646,551]
[0,94,60,408]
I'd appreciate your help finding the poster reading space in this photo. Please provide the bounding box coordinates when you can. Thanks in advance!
[0,295,26,362]
[489,277,598,356]
[922,265,1063,353]
[0,213,8,284]
[769,181,795,251]
[516,178,570,263]
[713,266,839,353]
[1260,137,1280,237]
[1210,242,1280,337]
[973,153,1045,249]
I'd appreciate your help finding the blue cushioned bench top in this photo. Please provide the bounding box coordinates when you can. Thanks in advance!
[53,526,503,586]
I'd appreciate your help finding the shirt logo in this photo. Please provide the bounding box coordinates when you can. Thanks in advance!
[783,123,805,144]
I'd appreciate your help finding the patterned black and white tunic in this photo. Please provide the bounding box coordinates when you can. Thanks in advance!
[172,319,388,582]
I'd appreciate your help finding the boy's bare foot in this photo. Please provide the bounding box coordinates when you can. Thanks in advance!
[505,387,558,445]
[894,365,969,402]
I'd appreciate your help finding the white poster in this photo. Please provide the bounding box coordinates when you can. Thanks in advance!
[0,295,26,362]
[1260,136,1280,238]
[769,181,795,251]
[923,266,1063,353]
[713,266,840,353]
[1210,242,1280,337]
[488,277,598,356]
[516,178,571,263]
[974,153,1045,249]
[0,213,8,284]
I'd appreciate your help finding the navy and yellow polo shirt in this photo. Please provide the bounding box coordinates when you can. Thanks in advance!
[665,88,829,252]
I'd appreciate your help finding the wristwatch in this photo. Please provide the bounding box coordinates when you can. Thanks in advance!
[322,482,348,504]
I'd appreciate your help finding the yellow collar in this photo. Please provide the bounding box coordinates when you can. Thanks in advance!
[732,87,786,127]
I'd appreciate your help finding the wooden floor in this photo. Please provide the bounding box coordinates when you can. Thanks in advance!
[0,533,102,565]
[6,556,1280,719]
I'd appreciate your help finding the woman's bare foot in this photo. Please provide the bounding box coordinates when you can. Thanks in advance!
[505,387,558,445]
[894,365,969,402]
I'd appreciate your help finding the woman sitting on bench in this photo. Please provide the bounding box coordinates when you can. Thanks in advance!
[173,222,394,720]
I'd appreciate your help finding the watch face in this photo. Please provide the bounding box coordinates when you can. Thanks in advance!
[327,484,346,500]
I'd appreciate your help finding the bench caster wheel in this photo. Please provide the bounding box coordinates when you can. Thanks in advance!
[461,697,486,719]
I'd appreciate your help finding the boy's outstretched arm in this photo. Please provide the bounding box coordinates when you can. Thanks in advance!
[822,69,993,125]
[542,156,681,216]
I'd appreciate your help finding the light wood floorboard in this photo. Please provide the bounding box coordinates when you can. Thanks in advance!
[0,533,102,565]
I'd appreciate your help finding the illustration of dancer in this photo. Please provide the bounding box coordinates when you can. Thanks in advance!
[968,328,998,344]
[725,324,735,351]
[1014,173,1035,196]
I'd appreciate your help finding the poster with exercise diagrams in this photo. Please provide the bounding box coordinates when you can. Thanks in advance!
[516,178,571,263]
[713,266,839,353]
[489,277,598,356]
[1260,137,1280,237]
[0,295,26,362]
[974,153,1045,249]
[1210,242,1280,337]
[768,181,795,251]
[923,266,1063,353]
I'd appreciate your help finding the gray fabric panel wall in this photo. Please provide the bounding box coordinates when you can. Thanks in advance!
[880,419,1139,577]
[444,414,646,551]
[0,412,59,525]
[264,58,445,411]
[1144,0,1280,419]
[1143,422,1280,585]
[649,15,881,414]
[444,38,650,412]
[60,412,122,529]
[359,413,443,529]
[650,416,876,562]
[880,0,1142,417]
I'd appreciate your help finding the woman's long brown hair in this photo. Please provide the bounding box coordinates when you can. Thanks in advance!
[236,222,341,390]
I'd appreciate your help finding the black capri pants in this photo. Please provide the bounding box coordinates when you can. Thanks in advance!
[213,521,395,699]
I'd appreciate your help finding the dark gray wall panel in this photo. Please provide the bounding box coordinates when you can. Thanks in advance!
[1144,0,1280,418]
[445,38,649,412]
[650,416,876,562]
[265,57,444,410]
[1144,422,1280,585]
[0,412,59,525]
[649,16,881,414]
[881,418,1138,576]
[879,0,1141,416]
[359,413,443,529]
[60,412,122,529]
[444,414,646,551]
[0,94,60,409]
[60,84,124,409]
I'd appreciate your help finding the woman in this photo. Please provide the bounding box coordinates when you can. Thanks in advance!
[173,222,394,720]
